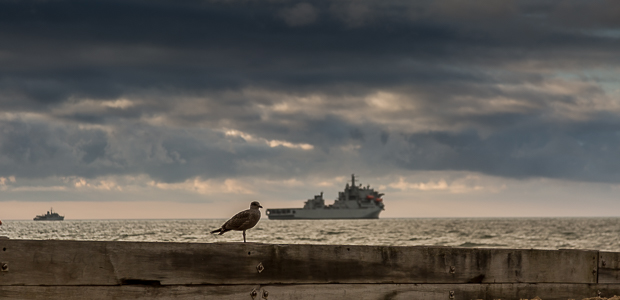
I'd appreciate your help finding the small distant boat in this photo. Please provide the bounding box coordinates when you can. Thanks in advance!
[33,208,65,221]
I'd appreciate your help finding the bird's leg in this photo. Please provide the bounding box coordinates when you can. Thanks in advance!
[243,230,246,243]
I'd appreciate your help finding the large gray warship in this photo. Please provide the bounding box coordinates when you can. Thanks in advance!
[33,208,64,221]
[266,174,385,220]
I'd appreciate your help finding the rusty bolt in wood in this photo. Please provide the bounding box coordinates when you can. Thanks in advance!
[449,266,455,274]
[262,289,269,299]
[449,290,455,299]
[250,288,258,299]
[1,262,8,272]
[256,262,264,273]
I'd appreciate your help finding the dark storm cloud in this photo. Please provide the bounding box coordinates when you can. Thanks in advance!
[398,114,620,183]
[0,117,300,182]
[1,0,620,184]
[2,0,617,105]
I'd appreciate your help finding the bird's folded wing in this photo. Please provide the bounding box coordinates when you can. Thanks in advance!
[223,210,252,230]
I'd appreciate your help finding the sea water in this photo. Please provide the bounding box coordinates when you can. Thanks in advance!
[1,218,619,251]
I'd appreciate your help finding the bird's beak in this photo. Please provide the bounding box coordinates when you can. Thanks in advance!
[259,205,263,208]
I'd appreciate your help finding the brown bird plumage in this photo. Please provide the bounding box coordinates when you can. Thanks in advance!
[210,201,262,243]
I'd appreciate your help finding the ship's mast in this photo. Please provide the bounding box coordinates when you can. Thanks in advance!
[351,174,355,187]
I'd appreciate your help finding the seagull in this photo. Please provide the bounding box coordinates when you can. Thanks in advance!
[210,201,262,243]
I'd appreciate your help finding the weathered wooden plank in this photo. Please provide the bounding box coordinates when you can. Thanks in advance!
[0,240,118,286]
[72,242,603,284]
[0,240,599,285]
[600,252,620,283]
[1,284,620,300]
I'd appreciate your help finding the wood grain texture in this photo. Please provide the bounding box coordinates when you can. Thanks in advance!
[600,252,620,283]
[0,240,117,286]
[2,284,620,300]
[0,240,600,286]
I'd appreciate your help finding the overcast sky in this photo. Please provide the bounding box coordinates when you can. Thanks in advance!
[1,0,620,219]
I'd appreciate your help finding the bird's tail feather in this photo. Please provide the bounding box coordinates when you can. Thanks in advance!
[210,228,229,235]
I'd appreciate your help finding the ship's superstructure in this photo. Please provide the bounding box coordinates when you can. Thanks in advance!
[33,208,65,221]
[266,174,385,220]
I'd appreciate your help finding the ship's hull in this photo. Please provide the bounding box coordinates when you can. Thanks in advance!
[267,207,382,220]
[33,216,64,221]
